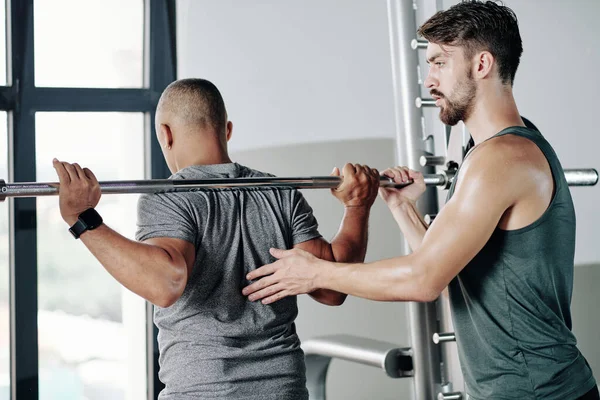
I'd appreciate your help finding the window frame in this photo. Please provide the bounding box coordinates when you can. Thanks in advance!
[5,1,176,398]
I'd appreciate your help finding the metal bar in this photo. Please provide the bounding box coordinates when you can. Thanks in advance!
[387,1,441,399]
[0,168,596,200]
[416,97,436,108]
[0,176,413,199]
[420,155,447,167]
[564,168,599,186]
[303,334,414,399]
[303,334,413,379]
[438,393,463,400]
[411,39,428,50]
[433,332,456,344]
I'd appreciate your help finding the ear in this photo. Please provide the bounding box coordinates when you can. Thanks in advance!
[474,51,495,80]
[159,123,174,149]
[226,121,233,142]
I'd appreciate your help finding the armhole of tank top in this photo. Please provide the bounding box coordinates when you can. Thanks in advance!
[495,129,562,234]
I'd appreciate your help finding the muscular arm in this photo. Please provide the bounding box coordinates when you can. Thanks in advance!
[244,137,552,305]
[78,225,196,307]
[294,206,371,306]
[317,142,541,301]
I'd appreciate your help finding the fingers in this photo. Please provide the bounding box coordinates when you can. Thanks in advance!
[381,166,415,183]
[72,163,86,181]
[330,167,340,177]
[52,158,71,184]
[53,159,99,184]
[246,262,277,281]
[83,167,98,183]
[407,169,424,181]
[261,290,291,305]
[247,283,286,303]
[341,163,357,179]
[62,162,80,181]
[243,273,277,295]
[269,247,296,260]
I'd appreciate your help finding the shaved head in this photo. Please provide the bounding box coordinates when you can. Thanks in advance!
[157,78,228,136]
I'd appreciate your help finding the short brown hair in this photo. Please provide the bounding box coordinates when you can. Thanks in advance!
[418,1,523,85]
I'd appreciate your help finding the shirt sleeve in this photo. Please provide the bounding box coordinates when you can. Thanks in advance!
[135,193,198,245]
[291,190,322,245]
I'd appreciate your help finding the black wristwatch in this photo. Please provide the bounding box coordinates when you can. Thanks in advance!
[69,208,103,239]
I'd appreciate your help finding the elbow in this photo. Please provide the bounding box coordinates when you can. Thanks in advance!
[416,284,442,303]
[414,269,443,302]
[327,293,347,306]
[153,262,188,308]
[312,290,347,306]
[154,290,181,308]
[391,259,442,302]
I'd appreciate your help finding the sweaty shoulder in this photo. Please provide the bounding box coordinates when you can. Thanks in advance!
[457,133,554,228]
[461,133,550,186]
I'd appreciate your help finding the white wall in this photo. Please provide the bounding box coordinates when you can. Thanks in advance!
[176,0,397,152]
[177,0,600,398]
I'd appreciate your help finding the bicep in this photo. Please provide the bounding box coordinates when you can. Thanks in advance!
[144,237,196,277]
[413,170,514,291]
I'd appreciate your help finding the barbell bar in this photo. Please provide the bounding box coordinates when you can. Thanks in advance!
[0,168,596,200]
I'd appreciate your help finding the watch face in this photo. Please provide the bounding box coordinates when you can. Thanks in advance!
[79,208,103,229]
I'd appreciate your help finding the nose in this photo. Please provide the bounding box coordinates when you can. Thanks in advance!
[423,68,437,90]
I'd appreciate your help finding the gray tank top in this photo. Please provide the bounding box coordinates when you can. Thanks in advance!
[446,127,596,399]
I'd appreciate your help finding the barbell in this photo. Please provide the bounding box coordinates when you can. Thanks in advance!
[0,168,596,200]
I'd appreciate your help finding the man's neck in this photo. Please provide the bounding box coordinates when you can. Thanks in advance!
[180,153,233,170]
[464,86,524,145]
[175,141,233,170]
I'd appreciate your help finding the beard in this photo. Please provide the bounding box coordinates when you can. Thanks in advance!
[432,70,477,126]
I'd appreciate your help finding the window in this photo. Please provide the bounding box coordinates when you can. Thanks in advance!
[5,1,176,398]
[35,112,146,400]
[34,0,144,88]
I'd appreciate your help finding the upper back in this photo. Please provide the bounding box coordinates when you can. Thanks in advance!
[136,162,320,396]
[136,162,321,338]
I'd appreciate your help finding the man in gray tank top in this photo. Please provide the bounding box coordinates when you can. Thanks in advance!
[243,2,598,399]
[51,78,381,399]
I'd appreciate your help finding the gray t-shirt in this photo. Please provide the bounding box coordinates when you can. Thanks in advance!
[135,163,322,400]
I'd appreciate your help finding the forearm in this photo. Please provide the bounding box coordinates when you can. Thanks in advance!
[78,224,187,307]
[318,254,439,303]
[306,207,371,305]
[330,206,371,262]
[390,200,429,251]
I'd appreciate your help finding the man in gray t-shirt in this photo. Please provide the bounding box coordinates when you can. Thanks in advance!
[51,78,380,399]
[136,162,326,399]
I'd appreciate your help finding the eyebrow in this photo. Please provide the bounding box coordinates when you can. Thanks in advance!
[426,52,444,64]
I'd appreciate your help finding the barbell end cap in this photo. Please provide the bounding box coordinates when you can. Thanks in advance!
[415,97,422,108]
[410,39,418,50]
[592,169,599,185]
[0,179,5,202]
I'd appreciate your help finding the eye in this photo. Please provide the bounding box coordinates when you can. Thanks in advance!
[435,62,445,67]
